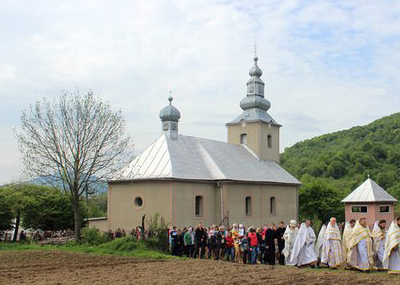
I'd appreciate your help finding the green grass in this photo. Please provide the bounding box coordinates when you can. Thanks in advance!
[0,237,178,260]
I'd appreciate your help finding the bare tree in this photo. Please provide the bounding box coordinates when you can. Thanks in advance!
[17,91,133,241]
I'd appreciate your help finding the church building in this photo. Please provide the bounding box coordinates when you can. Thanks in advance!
[89,56,300,231]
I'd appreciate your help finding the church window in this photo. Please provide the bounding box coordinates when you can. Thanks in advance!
[270,197,276,215]
[245,196,252,216]
[170,122,177,131]
[379,205,390,213]
[195,196,203,217]
[240,133,247,145]
[133,196,144,210]
[163,122,169,131]
[267,134,272,148]
[351,205,368,213]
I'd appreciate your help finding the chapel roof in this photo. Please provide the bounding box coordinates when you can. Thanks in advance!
[341,178,397,203]
[112,133,300,185]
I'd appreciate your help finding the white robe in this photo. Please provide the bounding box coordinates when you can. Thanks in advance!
[290,223,317,266]
[283,225,298,265]
[315,224,326,259]
[321,222,343,268]
[357,239,370,269]
[346,220,374,271]
[383,221,400,273]
[388,248,400,272]
[372,221,386,269]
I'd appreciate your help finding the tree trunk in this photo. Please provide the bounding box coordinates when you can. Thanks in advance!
[72,196,81,242]
[12,210,20,243]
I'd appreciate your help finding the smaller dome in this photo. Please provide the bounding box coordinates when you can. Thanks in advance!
[159,96,181,122]
[249,57,263,77]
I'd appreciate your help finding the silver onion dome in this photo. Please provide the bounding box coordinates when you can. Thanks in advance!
[240,56,270,111]
[159,96,181,122]
[240,95,270,111]
[249,57,263,77]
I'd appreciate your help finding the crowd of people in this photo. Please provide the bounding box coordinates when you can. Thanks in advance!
[168,217,400,274]
[0,229,74,242]
[169,222,289,265]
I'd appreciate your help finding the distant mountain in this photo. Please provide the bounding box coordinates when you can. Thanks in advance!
[281,113,400,197]
[29,175,107,195]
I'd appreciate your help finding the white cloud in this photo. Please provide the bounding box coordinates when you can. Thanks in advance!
[0,0,399,184]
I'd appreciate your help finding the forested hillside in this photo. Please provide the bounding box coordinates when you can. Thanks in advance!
[281,112,400,222]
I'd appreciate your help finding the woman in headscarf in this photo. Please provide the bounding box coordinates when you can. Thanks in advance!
[184,227,195,258]
[231,223,242,263]
[372,220,386,270]
[321,217,343,269]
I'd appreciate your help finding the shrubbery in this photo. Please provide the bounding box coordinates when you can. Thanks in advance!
[146,213,169,252]
[81,228,109,245]
[98,236,139,251]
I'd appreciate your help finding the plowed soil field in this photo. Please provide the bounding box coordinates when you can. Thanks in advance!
[1,251,399,285]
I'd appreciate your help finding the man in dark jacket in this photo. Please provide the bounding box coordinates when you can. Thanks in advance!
[276,221,286,265]
[264,223,276,265]
[170,226,178,255]
[194,223,207,259]
[175,229,184,257]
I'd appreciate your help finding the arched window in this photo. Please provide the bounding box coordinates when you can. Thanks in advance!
[195,196,203,217]
[270,197,276,215]
[267,134,272,148]
[245,196,252,216]
[240,133,247,145]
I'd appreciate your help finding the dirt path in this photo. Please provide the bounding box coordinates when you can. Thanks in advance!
[1,251,399,285]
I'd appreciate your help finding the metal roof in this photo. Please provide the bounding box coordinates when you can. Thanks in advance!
[226,108,281,126]
[114,133,300,185]
[341,178,397,203]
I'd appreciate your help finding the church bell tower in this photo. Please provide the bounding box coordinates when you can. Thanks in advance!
[226,56,281,163]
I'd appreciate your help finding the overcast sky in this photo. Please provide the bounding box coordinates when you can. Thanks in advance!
[1,0,400,184]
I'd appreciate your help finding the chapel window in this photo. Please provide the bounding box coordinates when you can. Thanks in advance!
[270,197,276,215]
[245,196,252,216]
[267,134,272,148]
[133,196,144,210]
[240,133,247,145]
[195,196,203,217]
[379,205,390,213]
[351,205,368,213]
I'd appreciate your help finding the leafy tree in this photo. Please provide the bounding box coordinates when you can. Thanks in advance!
[299,176,345,223]
[21,187,86,231]
[87,193,107,218]
[1,184,84,236]
[0,193,13,231]
[1,183,30,242]
[17,91,132,241]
